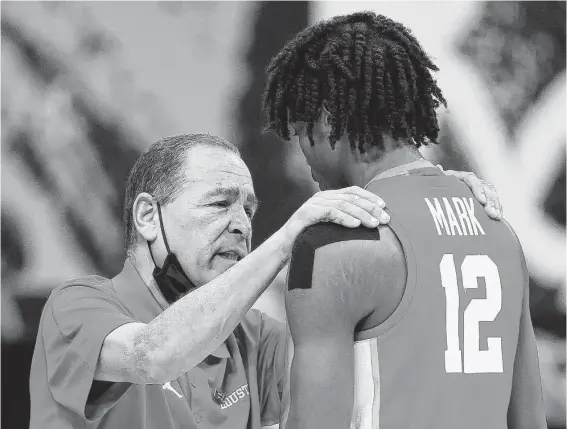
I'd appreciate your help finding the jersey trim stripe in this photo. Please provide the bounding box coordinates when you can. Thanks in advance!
[352,338,381,429]
[371,339,380,429]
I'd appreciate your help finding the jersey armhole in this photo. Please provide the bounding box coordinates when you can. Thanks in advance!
[354,216,418,342]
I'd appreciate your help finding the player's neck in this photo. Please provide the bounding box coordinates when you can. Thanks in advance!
[345,145,426,189]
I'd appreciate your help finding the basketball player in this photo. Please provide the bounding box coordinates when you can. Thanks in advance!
[262,11,547,429]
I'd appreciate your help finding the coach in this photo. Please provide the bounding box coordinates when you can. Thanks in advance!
[29,134,500,429]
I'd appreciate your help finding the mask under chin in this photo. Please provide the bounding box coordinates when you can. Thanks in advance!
[147,201,199,304]
[152,254,198,304]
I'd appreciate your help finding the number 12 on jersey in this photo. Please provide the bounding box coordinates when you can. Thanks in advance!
[440,254,504,374]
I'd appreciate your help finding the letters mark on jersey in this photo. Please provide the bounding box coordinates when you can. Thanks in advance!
[219,384,250,409]
[425,197,485,236]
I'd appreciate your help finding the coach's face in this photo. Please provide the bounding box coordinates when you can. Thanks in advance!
[157,146,257,286]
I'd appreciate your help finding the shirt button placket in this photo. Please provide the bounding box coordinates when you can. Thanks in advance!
[189,375,201,426]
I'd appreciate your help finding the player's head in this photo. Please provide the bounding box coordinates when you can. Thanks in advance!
[124,134,257,287]
[262,11,446,189]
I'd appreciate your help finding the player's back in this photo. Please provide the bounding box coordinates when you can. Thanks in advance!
[354,167,527,429]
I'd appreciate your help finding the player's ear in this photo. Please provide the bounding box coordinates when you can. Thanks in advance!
[321,103,332,128]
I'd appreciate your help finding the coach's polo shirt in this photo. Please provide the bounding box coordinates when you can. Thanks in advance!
[29,259,285,429]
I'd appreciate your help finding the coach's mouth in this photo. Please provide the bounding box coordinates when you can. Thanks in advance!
[215,249,246,262]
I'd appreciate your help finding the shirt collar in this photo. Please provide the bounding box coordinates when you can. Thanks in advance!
[364,159,439,188]
[112,259,230,359]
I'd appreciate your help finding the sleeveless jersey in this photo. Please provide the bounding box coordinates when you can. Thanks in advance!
[351,168,526,429]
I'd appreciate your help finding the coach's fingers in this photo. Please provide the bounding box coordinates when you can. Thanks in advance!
[345,186,387,209]
[446,170,487,205]
[315,188,387,220]
[444,170,503,220]
[483,183,503,220]
[322,186,386,208]
[323,207,363,228]
[314,193,389,225]
[313,197,384,227]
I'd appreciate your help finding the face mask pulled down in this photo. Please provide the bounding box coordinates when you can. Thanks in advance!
[147,202,197,304]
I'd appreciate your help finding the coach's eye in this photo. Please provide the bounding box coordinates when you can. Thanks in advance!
[212,201,229,208]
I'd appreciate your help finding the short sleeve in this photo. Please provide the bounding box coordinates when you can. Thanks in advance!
[256,311,286,426]
[42,279,136,421]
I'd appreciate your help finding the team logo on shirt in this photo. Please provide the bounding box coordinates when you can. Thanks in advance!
[219,384,250,409]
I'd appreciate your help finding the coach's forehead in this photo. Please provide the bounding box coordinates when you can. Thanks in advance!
[181,145,253,187]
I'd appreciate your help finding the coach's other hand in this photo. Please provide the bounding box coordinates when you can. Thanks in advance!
[438,165,503,220]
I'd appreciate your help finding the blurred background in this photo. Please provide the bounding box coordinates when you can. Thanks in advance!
[1,1,565,428]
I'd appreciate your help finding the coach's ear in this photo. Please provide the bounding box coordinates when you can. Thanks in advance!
[133,192,159,242]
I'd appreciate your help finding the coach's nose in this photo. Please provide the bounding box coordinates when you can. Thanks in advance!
[228,206,252,240]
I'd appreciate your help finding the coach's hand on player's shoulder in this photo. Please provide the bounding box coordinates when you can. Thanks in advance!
[285,186,390,237]
[438,165,503,220]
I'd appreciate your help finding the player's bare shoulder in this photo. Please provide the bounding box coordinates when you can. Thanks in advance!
[288,223,378,289]
[287,223,406,323]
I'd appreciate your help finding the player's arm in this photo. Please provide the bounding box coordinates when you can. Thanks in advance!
[282,225,403,429]
[283,248,357,429]
[507,251,547,428]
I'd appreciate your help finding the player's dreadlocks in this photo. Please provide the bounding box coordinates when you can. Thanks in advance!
[262,11,447,153]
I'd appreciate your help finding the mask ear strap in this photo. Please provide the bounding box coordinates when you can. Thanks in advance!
[156,202,172,255]
[147,242,158,266]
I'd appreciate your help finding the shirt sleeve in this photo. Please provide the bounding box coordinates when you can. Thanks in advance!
[256,311,286,427]
[41,279,137,421]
